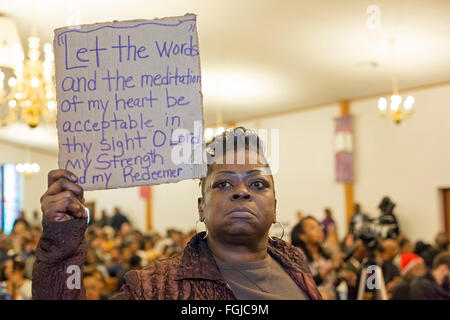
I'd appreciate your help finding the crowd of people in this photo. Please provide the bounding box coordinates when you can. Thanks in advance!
[289,204,450,300]
[0,203,449,300]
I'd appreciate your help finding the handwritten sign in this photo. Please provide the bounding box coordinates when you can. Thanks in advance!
[54,14,206,191]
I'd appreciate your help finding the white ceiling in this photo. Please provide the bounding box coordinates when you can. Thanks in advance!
[0,0,449,153]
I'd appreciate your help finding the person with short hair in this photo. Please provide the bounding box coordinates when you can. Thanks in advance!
[409,251,450,300]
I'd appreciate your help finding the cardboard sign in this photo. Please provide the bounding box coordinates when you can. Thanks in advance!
[54,14,206,191]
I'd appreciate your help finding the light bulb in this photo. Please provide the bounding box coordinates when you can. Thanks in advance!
[378,98,387,111]
[8,100,16,108]
[31,77,40,87]
[216,127,225,135]
[391,94,402,105]
[30,52,39,61]
[44,43,52,53]
[31,163,40,172]
[404,96,415,110]
[8,77,17,87]
[16,164,24,173]
[28,37,40,49]
[204,128,213,141]
[24,163,32,173]
[47,101,56,110]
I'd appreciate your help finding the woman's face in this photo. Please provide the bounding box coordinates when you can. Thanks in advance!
[300,219,324,245]
[198,149,276,243]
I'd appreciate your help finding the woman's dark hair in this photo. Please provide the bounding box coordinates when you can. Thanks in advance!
[432,252,450,270]
[292,216,329,262]
[13,260,25,272]
[414,241,431,256]
[399,238,411,249]
[199,126,272,196]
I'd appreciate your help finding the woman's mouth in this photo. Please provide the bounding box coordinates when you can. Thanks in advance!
[226,207,256,219]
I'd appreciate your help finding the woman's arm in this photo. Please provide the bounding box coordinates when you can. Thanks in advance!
[32,218,88,299]
[32,169,88,300]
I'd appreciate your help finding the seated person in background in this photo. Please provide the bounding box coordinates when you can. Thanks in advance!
[323,224,340,254]
[391,253,426,300]
[111,207,130,232]
[421,232,449,269]
[379,239,401,291]
[341,233,355,256]
[33,127,322,300]
[409,252,450,300]
[349,203,370,236]
[321,208,337,240]
[117,255,142,291]
[3,259,32,300]
[399,238,414,255]
[84,272,104,300]
[295,216,342,299]
[106,247,124,278]
[342,239,367,300]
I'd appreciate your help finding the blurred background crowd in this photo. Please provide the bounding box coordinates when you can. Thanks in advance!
[0,203,449,300]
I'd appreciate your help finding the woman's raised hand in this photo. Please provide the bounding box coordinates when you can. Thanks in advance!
[40,169,87,222]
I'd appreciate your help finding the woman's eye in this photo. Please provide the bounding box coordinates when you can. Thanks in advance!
[251,180,266,189]
[216,181,231,188]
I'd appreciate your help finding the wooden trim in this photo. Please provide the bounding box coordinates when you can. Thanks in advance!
[340,100,350,115]
[146,187,152,231]
[339,100,354,231]
[345,183,354,230]
[443,189,450,241]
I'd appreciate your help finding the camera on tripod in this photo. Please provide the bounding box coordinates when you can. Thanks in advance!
[352,197,401,300]
[353,196,400,250]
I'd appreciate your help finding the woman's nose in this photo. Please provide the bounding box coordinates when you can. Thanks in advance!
[231,187,252,200]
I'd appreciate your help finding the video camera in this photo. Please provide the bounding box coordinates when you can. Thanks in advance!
[353,196,400,250]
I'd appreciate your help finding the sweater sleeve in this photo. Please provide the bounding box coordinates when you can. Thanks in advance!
[110,270,142,300]
[32,218,88,300]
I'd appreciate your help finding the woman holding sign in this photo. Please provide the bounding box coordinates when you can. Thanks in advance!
[33,127,321,300]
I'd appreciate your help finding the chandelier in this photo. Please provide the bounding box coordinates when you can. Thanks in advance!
[0,18,56,128]
[16,162,40,178]
[377,39,415,125]
[377,94,415,125]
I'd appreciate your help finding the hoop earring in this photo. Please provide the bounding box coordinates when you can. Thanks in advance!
[269,221,284,241]
[195,219,208,239]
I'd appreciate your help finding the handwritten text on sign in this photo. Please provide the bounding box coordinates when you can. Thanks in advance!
[54,14,206,191]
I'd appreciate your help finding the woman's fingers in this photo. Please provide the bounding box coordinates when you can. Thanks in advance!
[47,169,78,188]
[41,190,86,221]
[45,176,84,203]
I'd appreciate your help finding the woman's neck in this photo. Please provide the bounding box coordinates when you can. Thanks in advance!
[207,235,269,263]
[305,242,320,258]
